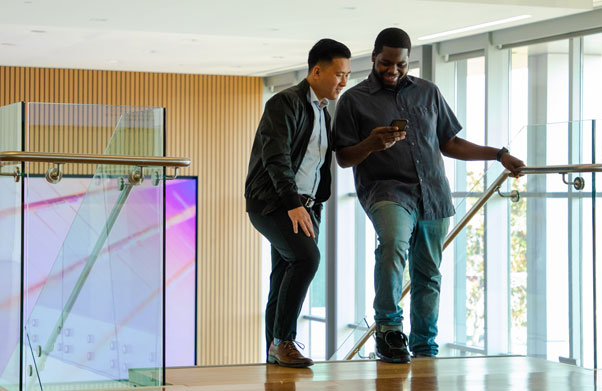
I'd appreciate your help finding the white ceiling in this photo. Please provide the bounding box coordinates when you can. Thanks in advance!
[0,0,595,76]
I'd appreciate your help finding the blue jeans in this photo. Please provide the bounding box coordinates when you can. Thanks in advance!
[367,201,449,355]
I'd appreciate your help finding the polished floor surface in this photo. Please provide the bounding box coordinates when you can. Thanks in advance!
[163,356,598,390]
[3,356,597,390]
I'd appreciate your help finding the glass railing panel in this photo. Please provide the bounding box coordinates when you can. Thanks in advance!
[445,199,486,354]
[442,119,600,368]
[509,120,596,366]
[446,141,510,356]
[328,317,374,361]
[22,104,165,390]
[0,102,24,391]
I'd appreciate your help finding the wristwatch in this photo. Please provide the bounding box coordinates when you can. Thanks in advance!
[496,147,509,162]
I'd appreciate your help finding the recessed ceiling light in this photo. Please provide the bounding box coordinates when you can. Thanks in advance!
[268,28,279,32]
[1,43,16,46]
[90,18,108,22]
[418,15,531,41]
[107,59,119,64]
[341,6,356,10]
[272,56,284,59]
[30,29,46,33]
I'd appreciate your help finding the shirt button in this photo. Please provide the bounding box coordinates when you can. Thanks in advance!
[416,160,420,164]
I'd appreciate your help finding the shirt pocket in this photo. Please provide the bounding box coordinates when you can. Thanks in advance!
[406,105,437,142]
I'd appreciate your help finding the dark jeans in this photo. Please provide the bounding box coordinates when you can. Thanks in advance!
[248,206,321,357]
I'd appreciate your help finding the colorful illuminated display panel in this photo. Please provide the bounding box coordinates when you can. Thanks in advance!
[0,176,196,371]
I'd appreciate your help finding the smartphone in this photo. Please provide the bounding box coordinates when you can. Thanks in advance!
[390,119,408,132]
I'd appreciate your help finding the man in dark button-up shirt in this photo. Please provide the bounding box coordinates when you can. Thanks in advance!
[333,27,524,363]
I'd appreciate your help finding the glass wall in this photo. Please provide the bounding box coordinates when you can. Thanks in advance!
[583,32,602,369]
[449,56,487,353]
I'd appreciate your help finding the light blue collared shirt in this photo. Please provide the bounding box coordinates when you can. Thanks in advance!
[295,87,328,198]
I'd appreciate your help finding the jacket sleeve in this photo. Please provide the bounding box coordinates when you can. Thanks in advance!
[258,93,303,210]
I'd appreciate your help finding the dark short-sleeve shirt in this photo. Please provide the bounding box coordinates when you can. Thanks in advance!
[333,72,462,220]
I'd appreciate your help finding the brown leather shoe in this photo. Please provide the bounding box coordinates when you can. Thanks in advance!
[268,341,314,368]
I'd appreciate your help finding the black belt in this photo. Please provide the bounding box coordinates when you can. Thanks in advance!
[299,194,316,208]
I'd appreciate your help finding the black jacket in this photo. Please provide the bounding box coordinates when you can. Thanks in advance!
[245,79,333,215]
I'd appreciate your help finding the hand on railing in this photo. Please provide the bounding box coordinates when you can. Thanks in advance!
[500,153,525,178]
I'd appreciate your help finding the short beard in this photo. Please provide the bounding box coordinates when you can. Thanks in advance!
[375,69,401,90]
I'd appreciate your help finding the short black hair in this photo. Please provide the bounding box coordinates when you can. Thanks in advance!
[307,38,351,71]
[373,28,412,55]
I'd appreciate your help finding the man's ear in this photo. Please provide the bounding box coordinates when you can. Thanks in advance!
[311,64,321,78]
[371,51,376,62]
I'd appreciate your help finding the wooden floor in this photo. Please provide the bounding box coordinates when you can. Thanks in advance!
[161,356,598,390]
[3,356,597,390]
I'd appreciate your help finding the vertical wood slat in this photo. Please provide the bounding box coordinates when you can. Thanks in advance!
[0,66,263,365]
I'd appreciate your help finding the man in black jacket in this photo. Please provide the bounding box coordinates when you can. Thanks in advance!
[245,39,351,368]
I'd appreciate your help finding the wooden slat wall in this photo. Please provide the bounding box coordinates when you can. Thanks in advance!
[0,66,263,365]
[0,102,21,154]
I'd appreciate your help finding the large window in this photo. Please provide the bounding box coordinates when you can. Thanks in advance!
[583,33,602,120]
[509,39,575,361]
[298,214,328,360]
[452,56,487,351]
[582,32,602,368]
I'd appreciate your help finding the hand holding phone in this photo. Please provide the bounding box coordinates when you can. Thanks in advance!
[390,119,408,132]
[369,120,408,151]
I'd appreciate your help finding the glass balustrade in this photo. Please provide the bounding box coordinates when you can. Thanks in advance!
[440,119,599,365]
[0,103,24,391]
[0,103,171,390]
[23,104,165,390]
